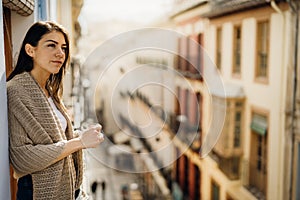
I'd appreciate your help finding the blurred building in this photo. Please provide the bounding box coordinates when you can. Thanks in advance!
[0,0,84,199]
[168,0,300,200]
[92,0,300,200]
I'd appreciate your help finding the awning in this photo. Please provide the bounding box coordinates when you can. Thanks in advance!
[211,82,245,98]
[3,0,34,16]
[250,114,267,136]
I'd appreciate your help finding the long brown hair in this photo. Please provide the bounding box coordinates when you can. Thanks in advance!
[7,21,70,102]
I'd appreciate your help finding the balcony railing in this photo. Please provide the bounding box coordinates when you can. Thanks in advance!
[121,89,167,122]
[119,114,164,168]
[210,151,241,180]
[121,89,202,152]
[247,163,266,200]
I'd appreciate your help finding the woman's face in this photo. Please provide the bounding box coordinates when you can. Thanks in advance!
[26,31,67,76]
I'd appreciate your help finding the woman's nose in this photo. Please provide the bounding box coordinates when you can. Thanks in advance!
[56,48,65,57]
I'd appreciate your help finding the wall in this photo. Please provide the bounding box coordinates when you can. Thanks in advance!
[0,2,11,199]
[207,8,288,199]
[11,12,34,64]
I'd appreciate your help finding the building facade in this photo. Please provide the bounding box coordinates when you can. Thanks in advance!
[169,0,299,200]
[100,0,299,200]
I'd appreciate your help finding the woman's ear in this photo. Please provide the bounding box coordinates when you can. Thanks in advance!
[25,44,34,57]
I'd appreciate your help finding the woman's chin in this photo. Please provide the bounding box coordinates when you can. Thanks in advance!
[51,67,62,74]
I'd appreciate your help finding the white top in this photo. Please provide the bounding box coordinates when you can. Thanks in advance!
[48,97,67,131]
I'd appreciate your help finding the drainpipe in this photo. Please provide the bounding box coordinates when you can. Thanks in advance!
[270,1,286,199]
[270,1,300,199]
[271,0,283,14]
[285,0,299,200]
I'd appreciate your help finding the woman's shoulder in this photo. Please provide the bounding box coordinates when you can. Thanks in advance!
[7,72,32,97]
[7,76,23,92]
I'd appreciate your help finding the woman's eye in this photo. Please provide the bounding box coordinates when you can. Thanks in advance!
[47,44,56,48]
[62,47,67,52]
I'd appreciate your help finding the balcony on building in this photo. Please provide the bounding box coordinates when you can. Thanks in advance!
[210,82,245,180]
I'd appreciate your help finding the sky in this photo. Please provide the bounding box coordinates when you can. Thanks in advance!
[77,0,175,56]
[79,0,174,24]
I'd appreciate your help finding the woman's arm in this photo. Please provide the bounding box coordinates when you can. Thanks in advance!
[51,125,104,164]
[9,118,104,177]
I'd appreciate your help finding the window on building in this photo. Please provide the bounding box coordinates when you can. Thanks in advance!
[234,102,243,148]
[211,96,244,180]
[217,156,241,180]
[175,86,180,115]
[189,35,198,76]
[234,111,242,147]
[197,92,202,142]
[179,37,188,72]
[249,112,268,198]
[179,155,185,189]
[37,0,48,23]
[295,142,300,199]
[184,89,189,124]
[188,160,195,200]
[188,90,199,128]
[186,36,190,73]
[178,87,187,117]
[194,165,201,200]
[176,148,180,183]
[198,33,203,79]
[184,155,189,193]
[211,180,220,200]
[176,38,181,70]
[216,27,222,70]
[188,33,203,80]
[232,157,240,176]
[213,97,244,156]
[233,25,241,76]
[190,92,202,152]
[255,21,269,81]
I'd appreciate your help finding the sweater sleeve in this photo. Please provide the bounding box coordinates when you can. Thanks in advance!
[9,112,66,176]
[7,85,66,177]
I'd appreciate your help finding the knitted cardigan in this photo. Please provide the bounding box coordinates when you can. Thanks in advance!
[7,72,83,200]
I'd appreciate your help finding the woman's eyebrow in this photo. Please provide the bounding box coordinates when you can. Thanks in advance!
[45,39,58,44]
[45,39,66,46]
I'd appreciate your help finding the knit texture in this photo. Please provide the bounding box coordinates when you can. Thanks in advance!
[7,72,83,200]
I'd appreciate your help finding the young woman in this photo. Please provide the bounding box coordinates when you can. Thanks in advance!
[7,21,104,200]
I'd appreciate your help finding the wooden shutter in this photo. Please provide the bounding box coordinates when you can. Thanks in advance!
[3,7,17,200]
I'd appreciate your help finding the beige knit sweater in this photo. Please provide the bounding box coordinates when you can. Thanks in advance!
[7,72,83,200]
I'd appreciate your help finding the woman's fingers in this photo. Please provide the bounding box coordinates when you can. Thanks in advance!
[80,125,105,148]
[89,123,102,132]
[98,132,104,142]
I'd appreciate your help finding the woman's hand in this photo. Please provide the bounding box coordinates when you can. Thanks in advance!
[79,124,104,149]
[50,124,105,164]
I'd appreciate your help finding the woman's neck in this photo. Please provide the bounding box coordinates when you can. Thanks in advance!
[30,70,50,97]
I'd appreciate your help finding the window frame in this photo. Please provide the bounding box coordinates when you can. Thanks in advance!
[37,0,49,21]
[292,138,300,200]
[211,179,220,200]
[255,20,270,84]
[232,24,242,78]
[216,26,222,71]
[212,97,245,157]
[249,109,269,197]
